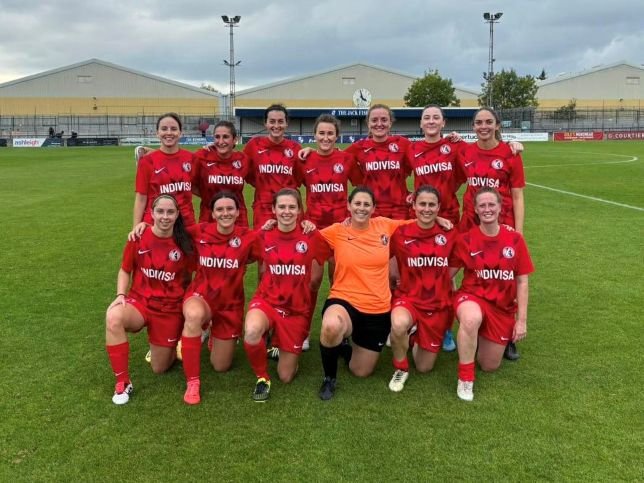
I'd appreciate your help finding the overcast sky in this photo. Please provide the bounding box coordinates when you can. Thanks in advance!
[1,0,642,93]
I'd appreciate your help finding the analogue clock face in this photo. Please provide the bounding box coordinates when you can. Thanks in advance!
[352,88,372,108]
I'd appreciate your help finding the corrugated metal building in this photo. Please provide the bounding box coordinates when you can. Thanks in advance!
[536,61,643,108]
[0,58,221,116]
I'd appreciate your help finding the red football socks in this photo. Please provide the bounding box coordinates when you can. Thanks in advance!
[244,340,270,380]
[106,341,130,383]
[458,361,476,382]
[181,335,202,381]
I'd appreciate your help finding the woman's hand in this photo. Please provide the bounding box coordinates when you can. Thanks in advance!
[298,147,313,160]
[509,141,524,155]
[128,222,149,241]
[446,131,463,143]
[261,219,277,231]
[301,220,317,234]
[436,216,453,231]
[513,318,527,342]
[108,294,126,310]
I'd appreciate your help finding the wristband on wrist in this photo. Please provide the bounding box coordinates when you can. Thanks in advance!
[116,293,126,297]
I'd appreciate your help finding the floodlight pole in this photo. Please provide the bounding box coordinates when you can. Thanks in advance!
[483,12,502,108]
[222,15,241,119]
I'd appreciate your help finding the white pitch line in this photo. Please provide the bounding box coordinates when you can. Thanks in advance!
[526,154,638,169]
[527,183,644,211]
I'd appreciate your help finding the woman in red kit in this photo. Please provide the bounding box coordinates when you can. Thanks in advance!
[458,107,526,234]
[458,107,527,361]
[387,185,457,392]
[243,104,303,228]
[179,191,261,405]
[191,121,251,226]
[449,187,534,402]
[105,194,194,405]
[243,188,329,402]
[133,113,195,229]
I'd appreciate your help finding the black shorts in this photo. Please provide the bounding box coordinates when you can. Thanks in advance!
[322,298,391,352]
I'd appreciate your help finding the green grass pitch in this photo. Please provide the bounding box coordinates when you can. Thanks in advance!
[0,141,642,481]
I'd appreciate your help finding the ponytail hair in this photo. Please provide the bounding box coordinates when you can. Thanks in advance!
[152,194,194,256]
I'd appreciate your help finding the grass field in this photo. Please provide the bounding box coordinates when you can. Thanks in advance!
[1,141,642,481]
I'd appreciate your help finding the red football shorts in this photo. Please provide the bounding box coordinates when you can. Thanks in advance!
[247,297,309,354]
[453,292,515,345]
[392,298,451,353]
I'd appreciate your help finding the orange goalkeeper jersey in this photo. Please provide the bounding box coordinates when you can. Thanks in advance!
[320,217,413,313]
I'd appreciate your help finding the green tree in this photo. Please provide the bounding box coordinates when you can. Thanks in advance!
[537,68,547,81]
[479,69,539,109]
[553,99,577,121]
[404,69,460,107]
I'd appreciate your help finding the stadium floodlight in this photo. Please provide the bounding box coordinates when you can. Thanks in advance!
[222,15,241,119]
[483,12,503,108]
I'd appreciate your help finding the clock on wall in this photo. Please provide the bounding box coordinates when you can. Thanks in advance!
[352,88,372,108]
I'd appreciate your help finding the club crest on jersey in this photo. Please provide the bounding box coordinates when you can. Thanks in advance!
[333,163,344,174]
[440,144,451,155]
[168,249,182,261]
[295,241,308,253]
[491,159,504,170]
[434,234,447,246]
[380,234,389,246]
[388,143,399,153]
[182,162,192,172]
[232,160,242,169]
[502,247,515,259]
[229,236,241,248]
[284,148,294,158]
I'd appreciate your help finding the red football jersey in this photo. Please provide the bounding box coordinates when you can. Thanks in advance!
[191,149,250,226]
[254,228,330,316]
[296,149,362,229]
[449,225,534,313]
[458,142,525,230]
[408,139,466,224]
[135,149,195,226]
[345,135,412,218]
[186,224,260,310]
[391,223,456,311]
[121,229,193,304]
[243,136,302,208]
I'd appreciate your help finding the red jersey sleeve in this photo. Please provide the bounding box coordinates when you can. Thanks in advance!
[515,234,534,275]
[510,154,526,189]
[346,151,364,186]
[311,231,332,264]
[135,158,152,194]
[121,240,137,273]
[453,142,467,187]
[448,234,466,268]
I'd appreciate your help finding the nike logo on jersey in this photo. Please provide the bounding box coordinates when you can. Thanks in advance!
[199,240,209,244]
[138,249,152,255]
[264,246,276,252]
[404,239,416,245]
[293,345,302,349]
[306,168,317,174]
[258,149,269,154]
[470,251,483,256]
[414,151,426,158]
[207,162,217,167]
[347,236,358,241]
[363,147,374,153]
[464,162,474,167]
[154,167,166,174]
[167,338,177,343]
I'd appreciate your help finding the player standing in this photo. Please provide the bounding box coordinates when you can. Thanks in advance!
[133,113,195,229]
[191,121,251,226]
[243,104,303,227]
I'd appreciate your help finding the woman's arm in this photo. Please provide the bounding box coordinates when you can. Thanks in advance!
[511,187,524,234]
[513,274,529,342]
[133,193,147,228]
[109,269,132,309]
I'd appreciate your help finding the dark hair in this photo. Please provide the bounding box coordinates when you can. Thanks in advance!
[213,120,237,138]
[474,186,502,204]
[414,184,441,204]
[264,104,289,123]
[273,188,302,210]
[156,112,182,131]
[473,107,502,141]
[152,195,193,256]
[348,185,376,205]
[422,104,446,119]
[367,104,395,124]
[313,114,341,136]
[209,190,240,211]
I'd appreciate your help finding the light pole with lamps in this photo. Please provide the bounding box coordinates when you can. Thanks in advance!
[222,15,241,119]
[483,12,502,108]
